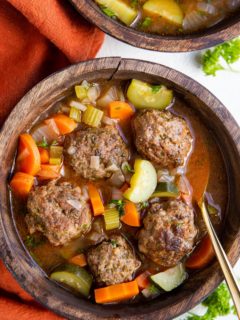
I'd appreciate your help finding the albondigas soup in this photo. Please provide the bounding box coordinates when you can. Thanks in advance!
[9,78,227,304]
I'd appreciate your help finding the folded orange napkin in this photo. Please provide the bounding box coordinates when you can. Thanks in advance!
[0,1,104,319]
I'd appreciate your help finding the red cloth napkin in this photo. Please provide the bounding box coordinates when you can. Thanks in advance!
[0,1,104,319]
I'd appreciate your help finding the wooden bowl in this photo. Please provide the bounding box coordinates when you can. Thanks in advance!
[0,58,240,320]
[70,0,240,52]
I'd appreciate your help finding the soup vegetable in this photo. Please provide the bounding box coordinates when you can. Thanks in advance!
[10,78,228,304]
[94,0,240,35]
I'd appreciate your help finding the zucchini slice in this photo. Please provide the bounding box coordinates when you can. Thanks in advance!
[127,79,173,109]
[151,182,179,198]
[50,263,93,297]
[150,263,187,292]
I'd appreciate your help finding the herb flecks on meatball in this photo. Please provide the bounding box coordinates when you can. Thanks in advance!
[26,180,92,246]
[133,109,192,168]
[138,199,197,267]
[87,235,141,286]
[64,125,129,180]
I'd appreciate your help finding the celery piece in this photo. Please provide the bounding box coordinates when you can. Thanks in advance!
[124,159,157,203]
[127,79,173,109]
[50,263,92,297]
[49,146,63,165]
[69,107,82,123]
[150,263,187,292]
[143,0,183,26]
[96,0,138,25]
[82,105,103,127]
[75,85,87,100]
[151,182,179,198]
[104,208,120,230]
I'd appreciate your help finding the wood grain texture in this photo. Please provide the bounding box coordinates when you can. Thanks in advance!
[0,57,240,320]
[70,0,240,52]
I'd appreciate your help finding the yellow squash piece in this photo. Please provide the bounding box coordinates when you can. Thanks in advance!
[124,159,157,203]
[143,0,183,26]
[127,79,173,109]
[96,0,138,25]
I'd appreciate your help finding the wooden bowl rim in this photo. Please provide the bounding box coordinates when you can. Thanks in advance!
[0,57,240,320]
[70,0,240,52]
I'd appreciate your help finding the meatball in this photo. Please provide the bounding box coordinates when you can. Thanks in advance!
[132,109,192,168]
[26,180,92,246]
[87,235,141,285]
[64,125,129,180]
[138,200,197,267]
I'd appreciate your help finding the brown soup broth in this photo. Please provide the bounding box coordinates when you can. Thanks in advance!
[10,79,228,302]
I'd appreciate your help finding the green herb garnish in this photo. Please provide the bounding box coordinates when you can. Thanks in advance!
[100,6,116,19]
[151,85,162,93]
[202,37,240,76]
[141,17,152,28]
[187,283,236,319]
[124,163,134,173]
[110,239,118,248]
[140,201,149,209]
[110,199,125,217]
[37,138,58,149]
[24,235,45,249]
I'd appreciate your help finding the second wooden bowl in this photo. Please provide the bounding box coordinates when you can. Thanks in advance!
[70,0,240,52]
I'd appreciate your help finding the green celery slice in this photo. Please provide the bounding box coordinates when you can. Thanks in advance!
[104,208,120,230]
[82,105,103,127]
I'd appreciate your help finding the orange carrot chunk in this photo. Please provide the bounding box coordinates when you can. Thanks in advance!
[10,172,34,197]
[69,254,87,267]
[38,147,49,164]
[135,271,152,290]
[109,101,134,121]
[37,164,61,180]
[186,235,215,269]
[121,202,141,227]
[95,280,139,304]
[17,134,41,175]
[88,183,105,216]
[52,114,77,135]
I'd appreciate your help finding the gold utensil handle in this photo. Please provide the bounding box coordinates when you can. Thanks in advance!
[201,202,240,318]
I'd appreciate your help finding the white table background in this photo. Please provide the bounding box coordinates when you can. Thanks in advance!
[97,35,240,320]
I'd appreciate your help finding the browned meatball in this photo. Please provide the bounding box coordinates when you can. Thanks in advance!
[87,235,141,286]
[26,180,92,246]
[64,125,129,180]
[138,200,197,267]
[132,109,192,168]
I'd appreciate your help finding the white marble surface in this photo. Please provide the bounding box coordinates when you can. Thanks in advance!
[97,35,240,320]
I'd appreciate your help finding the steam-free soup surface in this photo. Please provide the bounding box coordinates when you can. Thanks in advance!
[10,78,228,304]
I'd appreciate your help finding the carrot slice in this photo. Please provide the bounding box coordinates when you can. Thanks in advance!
[17,134,41,175]
[135,271,152,290]
[52,114,77,135]
[109,101,134,121]
[69,254,87,267]
[95,280,139,304]
[10,172,34,197]
[186,235,215,269]
[37,164,61,180]
[121,202,141,227]
[88,183,104,216]
[38,147,49,164]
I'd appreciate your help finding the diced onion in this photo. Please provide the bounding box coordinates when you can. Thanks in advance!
[106,163,119,172]
[109,170,125,187]
[90,156,100,170]
[157,169,174,183]
[97,85,125,108]
[102,116,116,126]
[31,122,59,144]
[67,199,82,210]
[197,3,217,15]
[171,166,185,176]
[183,10,208,32]
[87,85,101,103]
[69,100,87,112]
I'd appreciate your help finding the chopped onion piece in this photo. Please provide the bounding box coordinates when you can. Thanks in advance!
[171,166,185,176]
[87,85,101,103]
[81,80,90,88]
[31,122,59,144]
[109,170,125,187]
[197,3,217,15]
[90,156,100,170]
[102,116,116,126]
[69,100,87,112]
[106,163,119,172]
[183,10,208,32]
[157,169,174,183]
[67,199,82,210]
[97,85,125,108]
